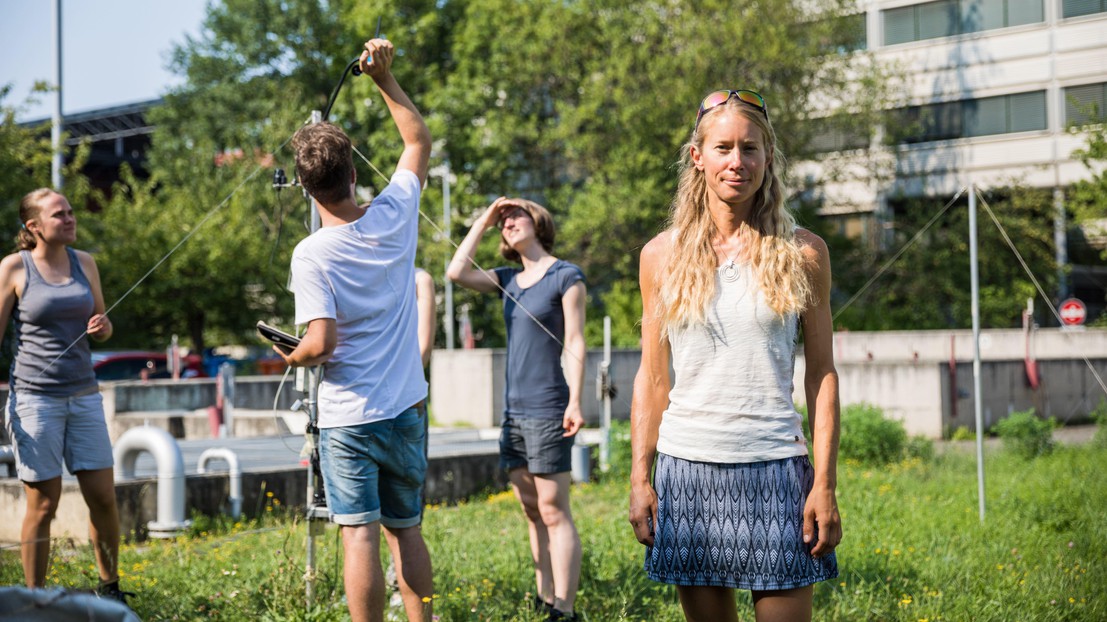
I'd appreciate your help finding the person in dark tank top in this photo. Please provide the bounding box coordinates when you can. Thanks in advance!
[448,197,586,621]
[0,188,130,604]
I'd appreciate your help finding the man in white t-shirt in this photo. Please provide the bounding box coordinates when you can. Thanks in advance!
[274,36,433,622]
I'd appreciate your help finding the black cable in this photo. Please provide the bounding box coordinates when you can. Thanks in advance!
[320,58,363,122]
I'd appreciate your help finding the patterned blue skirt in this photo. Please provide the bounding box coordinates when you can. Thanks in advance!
[645,453,838,590]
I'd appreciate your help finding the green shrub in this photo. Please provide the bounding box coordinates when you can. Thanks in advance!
[839,403,908,464]
[905,434,935,461]
[949,425,975,441]
[992,408,1056,459]
[1092,398,1107,448]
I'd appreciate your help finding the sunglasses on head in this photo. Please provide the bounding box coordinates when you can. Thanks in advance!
[694,89,768,129]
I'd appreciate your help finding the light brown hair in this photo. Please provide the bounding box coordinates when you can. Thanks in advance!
[17,188,57,251]
[499,199,556,263]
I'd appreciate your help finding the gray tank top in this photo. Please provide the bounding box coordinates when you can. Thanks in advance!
[11,248,98,396]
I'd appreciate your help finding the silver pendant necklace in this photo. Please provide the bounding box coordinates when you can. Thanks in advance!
[720,259,740,283]
[720,249,742,283]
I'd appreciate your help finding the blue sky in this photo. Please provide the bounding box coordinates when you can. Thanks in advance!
[0,0,208,121]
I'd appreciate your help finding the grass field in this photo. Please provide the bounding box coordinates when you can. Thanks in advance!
[1,433,1103,621]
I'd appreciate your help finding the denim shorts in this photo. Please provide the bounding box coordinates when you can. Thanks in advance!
[499,415,573,474]
[5,389,113,482]
[319,406,428,528]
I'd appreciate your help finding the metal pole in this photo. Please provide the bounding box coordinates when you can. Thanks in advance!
[442,160,455,350]
[969,184,986,522]
[51,0,63,189]
[1053,188,1068,304]
[600,316,612,472]
[304,109,325,604]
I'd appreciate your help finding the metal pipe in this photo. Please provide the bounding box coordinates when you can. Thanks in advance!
[196,448,243,519]
[0,444,15,478]
[113,426,191,538]
[969,184,987,522]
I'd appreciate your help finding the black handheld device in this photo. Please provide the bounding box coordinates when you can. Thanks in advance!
[256,321,301,355]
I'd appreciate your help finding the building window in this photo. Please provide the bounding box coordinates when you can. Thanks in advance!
[894,90,1047,143]
[883,0,1044,45]
[808,121,872,153]
[1065,82,1107,126]
[1062,0,1107,18]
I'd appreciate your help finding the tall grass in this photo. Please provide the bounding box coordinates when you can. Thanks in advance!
[2,438,1103,620]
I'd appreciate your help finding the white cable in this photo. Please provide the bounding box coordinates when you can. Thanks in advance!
[976,189,1107,397]
[833,187,967,321]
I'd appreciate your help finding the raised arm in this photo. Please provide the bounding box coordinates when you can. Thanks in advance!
[797,228,842,559]
[628,233,672,547]
[446,197,511,294]
[359,38,432,185]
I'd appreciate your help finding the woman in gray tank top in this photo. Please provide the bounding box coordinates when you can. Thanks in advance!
[0,189,130,603]
[629,91,842,622]
[448,197,586,621]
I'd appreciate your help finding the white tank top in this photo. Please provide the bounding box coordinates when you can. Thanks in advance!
[657,261,809,463]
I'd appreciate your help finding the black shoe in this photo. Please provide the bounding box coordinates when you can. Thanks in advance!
[97,581,136,605]
[548,608,579,621]
[533,595,554,614]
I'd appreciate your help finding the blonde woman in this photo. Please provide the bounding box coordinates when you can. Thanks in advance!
[628,90,841,622]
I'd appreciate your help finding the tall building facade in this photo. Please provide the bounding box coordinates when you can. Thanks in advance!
[797,0,1106,305]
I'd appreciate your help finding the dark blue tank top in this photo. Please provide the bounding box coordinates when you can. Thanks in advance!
[11,248,97,396]
[494,260,585,418]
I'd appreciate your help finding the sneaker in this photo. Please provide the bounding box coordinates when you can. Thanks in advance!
[96,581,136,606]
[548,608,579,621]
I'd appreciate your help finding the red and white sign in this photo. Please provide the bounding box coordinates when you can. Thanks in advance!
[1059,298,1087,326]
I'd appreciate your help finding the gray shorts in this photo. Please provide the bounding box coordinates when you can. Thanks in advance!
[5,390,113,482]
[499,415,573,474]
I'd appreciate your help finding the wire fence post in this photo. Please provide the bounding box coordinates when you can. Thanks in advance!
[969,183,987,522]
[302,109,327,605]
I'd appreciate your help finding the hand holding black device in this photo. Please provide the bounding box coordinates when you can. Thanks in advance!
[256,321,301,355]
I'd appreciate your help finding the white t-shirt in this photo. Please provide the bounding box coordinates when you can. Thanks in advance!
[290,169,428,428]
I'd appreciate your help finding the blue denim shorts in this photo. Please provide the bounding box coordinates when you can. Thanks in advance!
[5,389,113,482]
[319,406,428,528]
[499,415,573,474]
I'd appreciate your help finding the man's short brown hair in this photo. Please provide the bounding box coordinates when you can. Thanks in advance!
[292,122,355,205]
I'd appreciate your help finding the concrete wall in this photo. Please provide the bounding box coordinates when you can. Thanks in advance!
[800,359,947,438]
[430,329,1107,439]
[831,328,1107,364]
[940,359,1107,434]
[0,451,509,544]
[429,348,640,427]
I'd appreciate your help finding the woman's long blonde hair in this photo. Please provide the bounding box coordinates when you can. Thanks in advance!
[658,101,812,330]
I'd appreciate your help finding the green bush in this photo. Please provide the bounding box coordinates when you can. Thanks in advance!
[1092,399,1107,448]
[905,434,935,461]
[949,425,976,441]
[839,403,908,464]
[992,408,1056,459]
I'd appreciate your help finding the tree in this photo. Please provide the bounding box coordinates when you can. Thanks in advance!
[80,0,893,351]
[830,185,1058,330]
